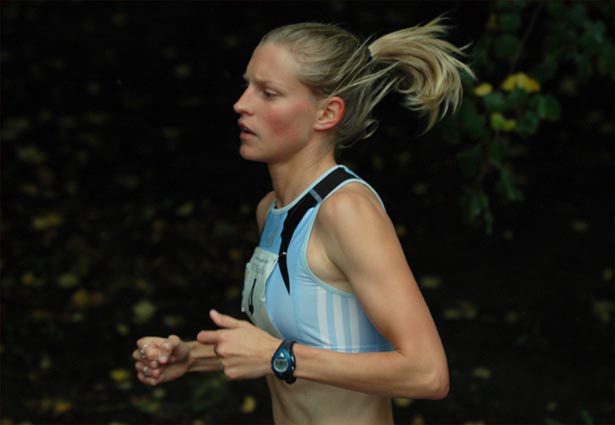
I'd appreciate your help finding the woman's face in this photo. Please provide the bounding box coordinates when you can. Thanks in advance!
[233,43,322,163]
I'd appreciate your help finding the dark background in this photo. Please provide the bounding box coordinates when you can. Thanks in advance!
[1,1,613,424]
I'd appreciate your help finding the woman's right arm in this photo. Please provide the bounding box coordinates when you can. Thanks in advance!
[133,336,222,386]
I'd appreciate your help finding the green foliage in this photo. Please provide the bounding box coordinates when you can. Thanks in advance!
[435,1,614,233]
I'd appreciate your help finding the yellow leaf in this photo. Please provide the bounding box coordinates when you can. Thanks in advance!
[602,268,613,282]
[420,275,442,289]
[110,368,131,382]
[71,289,90,309]
[592,300,613,323]
[472,366,492,379]
[395,224,408,238]
[473,82,493,97]
[393,397,414,408]
[240,395,257,414]
[412,415,425,425]
[133,300,156,324]
[501,72,540,93]
[32,213,63,231]
[53,399,72,415]
[21,272,36,286]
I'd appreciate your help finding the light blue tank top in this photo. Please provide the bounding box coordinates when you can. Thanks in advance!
[241,165,392,353]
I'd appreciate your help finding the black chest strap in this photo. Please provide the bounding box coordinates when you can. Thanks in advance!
[278,167,354,294]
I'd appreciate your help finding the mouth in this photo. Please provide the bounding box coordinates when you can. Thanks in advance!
[238,121,256,137]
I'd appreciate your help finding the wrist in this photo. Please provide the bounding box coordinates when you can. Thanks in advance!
[271,339,297,384]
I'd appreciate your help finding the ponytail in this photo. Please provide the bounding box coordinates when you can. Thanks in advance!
[259,17,473,147]
[369,17,474,133]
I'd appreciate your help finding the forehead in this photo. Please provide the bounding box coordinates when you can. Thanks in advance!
[244,43,301,87]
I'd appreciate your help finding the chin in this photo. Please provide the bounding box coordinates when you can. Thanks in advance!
[239,145,267,163]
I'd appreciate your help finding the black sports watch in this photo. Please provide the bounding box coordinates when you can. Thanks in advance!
[271,340,296,384]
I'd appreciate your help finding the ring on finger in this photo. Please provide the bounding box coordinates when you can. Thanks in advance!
[140,344,149,360]
[143,366,149,377]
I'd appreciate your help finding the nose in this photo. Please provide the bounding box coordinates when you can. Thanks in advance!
[233,87,252,115]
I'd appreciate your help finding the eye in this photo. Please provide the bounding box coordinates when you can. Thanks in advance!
[263,89,277,99]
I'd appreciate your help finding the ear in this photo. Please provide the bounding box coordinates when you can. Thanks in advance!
[314,96,345,132]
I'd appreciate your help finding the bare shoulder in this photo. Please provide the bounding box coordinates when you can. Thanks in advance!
[256,191,276,233]
[317,182,388,231]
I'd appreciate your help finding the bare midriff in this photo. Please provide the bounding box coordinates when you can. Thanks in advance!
[266,376,394,425]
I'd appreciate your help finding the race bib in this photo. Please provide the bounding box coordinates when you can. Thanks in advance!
[241,247,282,338]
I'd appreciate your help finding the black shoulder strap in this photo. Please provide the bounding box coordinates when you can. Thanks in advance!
[278,167,354,294]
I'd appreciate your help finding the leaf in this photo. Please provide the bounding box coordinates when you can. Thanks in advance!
[393,397,414,408]
[493,34,520,61]
[32,213,63,231]
[17,145,46,164]
[535,95,561,121]
[456,145,483,178]
[419,276,442,289]
[471,366,492,379]
[514,111,540,138]
[175,202,194,217]
[133,300,157,324]
[459,100,488,141]
[57,273,79,288]
[473,82,493,97]
[499,12,522,33]
[496,168,524,202]
[490,113,516,132]
[482,91,506,112]
[240,395,257,414]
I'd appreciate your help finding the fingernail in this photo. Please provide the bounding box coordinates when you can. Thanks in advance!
[159,356,167,363]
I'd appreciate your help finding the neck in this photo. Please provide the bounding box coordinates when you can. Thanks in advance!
[268,150,337,208]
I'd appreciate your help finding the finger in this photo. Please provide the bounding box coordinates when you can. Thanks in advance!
[159,335,180,364]
[135,361,161,379]
[133,350,159,369]
[209,309,242,329]
[196,329,220,346]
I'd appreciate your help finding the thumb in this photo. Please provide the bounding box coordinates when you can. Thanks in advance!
[210,309,241,329]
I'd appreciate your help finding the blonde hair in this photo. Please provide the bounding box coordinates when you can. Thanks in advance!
[259,18,474,147]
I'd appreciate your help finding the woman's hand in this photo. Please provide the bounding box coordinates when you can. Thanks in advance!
[133,335,191,386]
[197,309,280,380]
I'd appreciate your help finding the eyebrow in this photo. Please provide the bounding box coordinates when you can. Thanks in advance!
[242,73,279,88]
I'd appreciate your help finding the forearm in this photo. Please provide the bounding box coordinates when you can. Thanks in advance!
[293,344,448,400]
[186,340,223,373]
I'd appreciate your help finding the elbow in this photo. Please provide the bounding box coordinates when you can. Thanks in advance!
[427,370,449,400]
[399,364,449,400]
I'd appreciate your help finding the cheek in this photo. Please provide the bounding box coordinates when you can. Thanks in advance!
[265,103,314,139]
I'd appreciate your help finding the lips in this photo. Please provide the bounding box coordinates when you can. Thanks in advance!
[238,120,256,136]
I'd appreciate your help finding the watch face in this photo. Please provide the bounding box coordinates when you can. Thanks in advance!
[273,358,289,372]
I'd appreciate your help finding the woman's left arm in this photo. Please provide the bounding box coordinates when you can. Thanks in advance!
[197,187,448,399]
[291,186,449,399]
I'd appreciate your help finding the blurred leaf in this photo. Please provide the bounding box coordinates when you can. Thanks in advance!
[393,397,414,408]
[456,145,483,178]
[472,366,492,379]
[32,213,63,231]
[174,64,193,79]
[17,145,46,164]
[482,91,506,112]
[535,95,561,121]
[495,168,524,202]
[176,202,194,217]
[240,395,257,414]
[493,34,520,61]
[570,219,590,234]
[592,300,613,323]
[57,273,79,289]
[473,82,493,97]
[499,12,521,33]
[419,275,442,289]
[490,112,516,132]
[514,111,540,138]
[133,300,157,324]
